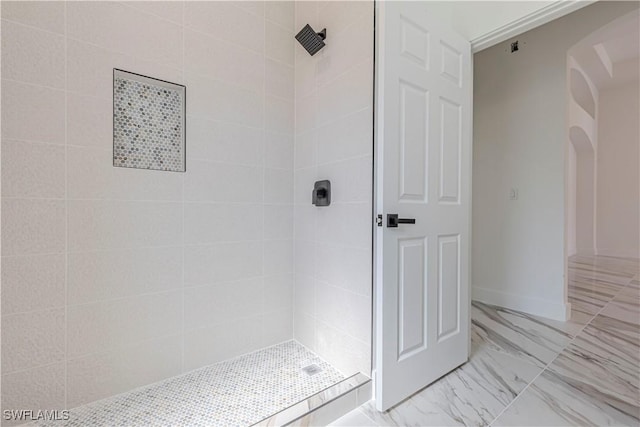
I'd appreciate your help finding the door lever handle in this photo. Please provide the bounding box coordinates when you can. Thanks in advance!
[387,214,416,228]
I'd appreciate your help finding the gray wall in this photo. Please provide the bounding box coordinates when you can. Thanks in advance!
[472,1,639,319]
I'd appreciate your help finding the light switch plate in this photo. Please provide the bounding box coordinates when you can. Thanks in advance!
[509,188,518,200]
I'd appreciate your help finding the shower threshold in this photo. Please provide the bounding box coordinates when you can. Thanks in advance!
[32,341,359,427]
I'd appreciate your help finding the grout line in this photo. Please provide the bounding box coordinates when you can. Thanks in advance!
[265,18,294,34]
[1,196,67,201]
[2,197,296,205]
[0,12,2,400]
[261,0,268,347]
[63,0,69,410]
[12,305,300,371]
[117,1,183,26]
[1,361,66,379]
[4,284,184,317]
[314,277,372,299]
[4,30,279,101]
[2,305,67,319]
[1,14,293,93]
[1,138,67,148]
[185,114,285,131]
[295,106,371,134]
[1,251,68,259]
[183,2,295,57]
[0,16,65,37]
[294,105,372,139]
[292,0,299,345]
[354,406,381,426]
[186,157,293,171]
[487,264,631,426]
[2,197,296,204]
[315,54,374,91]
[1,76,66,93]
[302,0,321,351]
[65,332,183,367]
[297,153,374,171]
[4,239,294,258]
[180,0,186,376]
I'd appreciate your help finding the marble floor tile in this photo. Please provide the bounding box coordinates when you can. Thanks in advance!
[529,305,592,338]
[567,277,625,315]
[625,278,640,299]
[620,281,640,299]
[547,325,639,410]
[471,302,572,368]
[490,257,640,427]
[600,292,640,325]
[620,288,640,308]
[361,345,541,427]
[568,266,636,288]
[362,396,462,427]
[492,368,639,427]
[590,309,640,346]
[359,255,640,427]
[569,255,639,277]
[329,408,380,427]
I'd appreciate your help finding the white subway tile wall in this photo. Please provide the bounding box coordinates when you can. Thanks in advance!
[293,2,374,377]
[0,0,373,421]
[0,0,295,418]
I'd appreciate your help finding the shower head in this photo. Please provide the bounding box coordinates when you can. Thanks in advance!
[295,24,326,56]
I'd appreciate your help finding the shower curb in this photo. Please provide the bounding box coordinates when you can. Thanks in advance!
[252,373,372,427]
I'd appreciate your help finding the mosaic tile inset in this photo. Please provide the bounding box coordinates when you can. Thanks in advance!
[113,69,185,172]
[33,341,345,427]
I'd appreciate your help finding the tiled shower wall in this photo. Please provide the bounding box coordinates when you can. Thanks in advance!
[293,2,374,376]
[1,0,295,415]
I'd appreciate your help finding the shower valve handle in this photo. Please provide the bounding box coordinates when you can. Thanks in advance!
[386,214,416,228]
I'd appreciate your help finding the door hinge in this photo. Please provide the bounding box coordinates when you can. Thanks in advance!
[376,214,383,227]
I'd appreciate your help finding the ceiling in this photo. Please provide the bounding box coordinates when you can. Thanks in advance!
[421,1,594,52]
[571,9,640,90]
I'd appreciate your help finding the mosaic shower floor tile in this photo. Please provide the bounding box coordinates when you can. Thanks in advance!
[35,341,344,427]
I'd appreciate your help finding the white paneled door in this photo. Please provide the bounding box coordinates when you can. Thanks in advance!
[374,1,472,411]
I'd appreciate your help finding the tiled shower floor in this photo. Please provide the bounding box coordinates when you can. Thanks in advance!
[36,341,345,427]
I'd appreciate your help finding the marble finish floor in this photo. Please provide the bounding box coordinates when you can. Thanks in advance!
[334,255,640,427]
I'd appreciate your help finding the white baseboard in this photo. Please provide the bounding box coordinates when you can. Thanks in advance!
[576,248,596,256]
[596,248,640,259]
[472,286,571,321]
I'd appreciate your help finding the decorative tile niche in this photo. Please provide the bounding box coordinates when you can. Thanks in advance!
[113,69,186,172]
